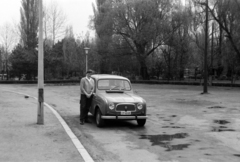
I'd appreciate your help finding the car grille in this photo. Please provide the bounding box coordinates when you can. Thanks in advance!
[116,104,135,111]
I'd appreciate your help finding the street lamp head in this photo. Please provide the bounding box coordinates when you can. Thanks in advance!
[84,47,90,55]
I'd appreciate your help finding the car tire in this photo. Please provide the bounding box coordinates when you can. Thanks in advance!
[137,119,146,127]
[96,108,105,127]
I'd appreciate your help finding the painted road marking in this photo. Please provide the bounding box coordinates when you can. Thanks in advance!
[4,90,94,162]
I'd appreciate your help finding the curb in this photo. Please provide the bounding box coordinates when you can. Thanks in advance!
[3,90,94,162]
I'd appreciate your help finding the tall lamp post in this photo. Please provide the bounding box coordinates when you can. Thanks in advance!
[203,0,209,94]
[37,0,44,124]
[84,47,90,73]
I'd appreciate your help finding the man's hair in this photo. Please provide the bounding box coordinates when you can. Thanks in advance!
[86,69,93,74]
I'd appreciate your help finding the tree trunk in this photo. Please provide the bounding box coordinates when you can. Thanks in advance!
[139,60,149,80]
[135,43,149,80]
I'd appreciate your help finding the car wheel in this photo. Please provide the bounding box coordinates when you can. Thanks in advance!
[137,119,146,127]
[96,108,105,127]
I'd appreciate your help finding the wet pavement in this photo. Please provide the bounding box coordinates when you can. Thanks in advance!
[131,84,240,162]
[0,84,240,162]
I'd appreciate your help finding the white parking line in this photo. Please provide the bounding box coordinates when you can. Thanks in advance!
[4,90,94,162]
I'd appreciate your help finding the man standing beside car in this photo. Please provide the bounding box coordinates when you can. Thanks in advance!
[80,70,94,125]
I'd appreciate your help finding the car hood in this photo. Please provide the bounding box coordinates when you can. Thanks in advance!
[98,92,145,103]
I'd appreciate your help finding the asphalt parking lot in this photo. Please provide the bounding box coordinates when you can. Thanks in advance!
[0,84,240,162]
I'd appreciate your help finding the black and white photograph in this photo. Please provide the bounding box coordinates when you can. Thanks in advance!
[0,0,240,162]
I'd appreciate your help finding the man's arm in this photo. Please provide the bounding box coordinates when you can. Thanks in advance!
[80,78,90,97]
[90,79,95,95]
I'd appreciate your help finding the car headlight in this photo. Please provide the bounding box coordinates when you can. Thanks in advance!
[109,103,115,110]
[137,103,143,110]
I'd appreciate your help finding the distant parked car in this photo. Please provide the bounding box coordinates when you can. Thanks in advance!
[89,74,148,127]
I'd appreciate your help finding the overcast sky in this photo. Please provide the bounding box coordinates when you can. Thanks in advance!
[0,0,95,36]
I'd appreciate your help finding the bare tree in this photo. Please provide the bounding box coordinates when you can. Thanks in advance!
[0,23,17,57]
[62,26,78,77]
[43,4,49,41]
[44,1,67,45]
[195,0,240,61]
[93,0,175,79]
[0,23,18,80]
[0,46,3,78]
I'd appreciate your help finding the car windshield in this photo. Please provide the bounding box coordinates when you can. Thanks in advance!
[97,79,131,91]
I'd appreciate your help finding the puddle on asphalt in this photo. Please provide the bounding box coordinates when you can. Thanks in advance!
[233,154,240,157]
[194,140,201,142]
[162,126,184,128]
[211,127,235,132]
[219,126,228,128]
[140,133,190,151]
[204,153,211,156]
[170,115,177,117]
[164,144,190,151]
[213,120,230,125]
[212,120,234,131]
[230,108,239,111]
[208,106,225,109]
[199,147,214,150]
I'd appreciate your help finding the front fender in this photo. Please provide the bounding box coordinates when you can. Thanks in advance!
[90,94,108,116]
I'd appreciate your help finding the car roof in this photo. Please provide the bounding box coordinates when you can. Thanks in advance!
[91,74,130,81]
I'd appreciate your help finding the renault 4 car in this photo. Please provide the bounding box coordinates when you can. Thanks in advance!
[89,74,147,127]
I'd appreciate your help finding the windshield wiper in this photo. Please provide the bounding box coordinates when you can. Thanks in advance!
[110,86,124,90]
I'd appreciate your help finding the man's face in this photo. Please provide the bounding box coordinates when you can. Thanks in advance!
[86,73,92,78]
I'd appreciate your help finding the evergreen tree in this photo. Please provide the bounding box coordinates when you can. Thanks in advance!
[20,0,39,49]
[18,0,39,80]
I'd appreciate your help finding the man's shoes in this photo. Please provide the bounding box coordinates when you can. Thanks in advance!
[80,120,84,125]
[85,119,92,123]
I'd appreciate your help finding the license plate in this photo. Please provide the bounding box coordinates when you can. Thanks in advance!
[121,111,131,115]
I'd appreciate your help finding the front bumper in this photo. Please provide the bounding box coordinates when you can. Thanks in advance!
[101,115,148,120]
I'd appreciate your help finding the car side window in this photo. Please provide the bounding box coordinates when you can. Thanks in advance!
[123,81,131,90]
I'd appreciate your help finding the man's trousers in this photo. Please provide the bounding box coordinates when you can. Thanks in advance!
[80,94,93,121]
